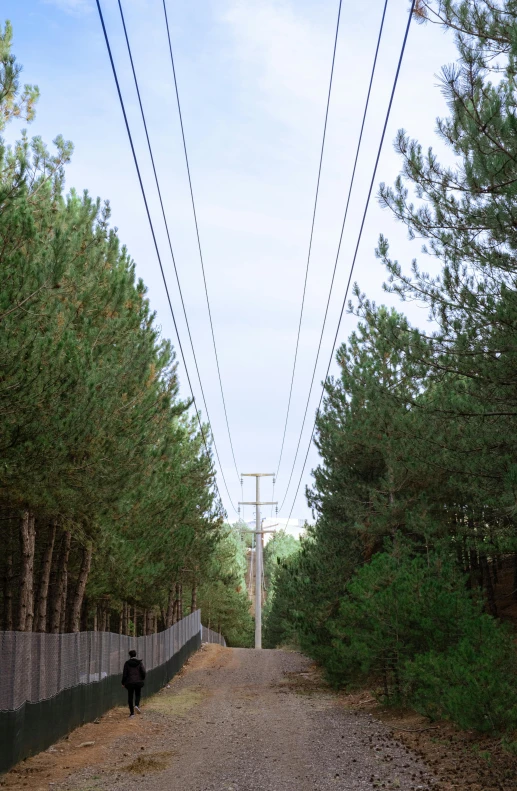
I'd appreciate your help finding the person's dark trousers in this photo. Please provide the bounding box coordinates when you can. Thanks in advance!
[126,684,142,715]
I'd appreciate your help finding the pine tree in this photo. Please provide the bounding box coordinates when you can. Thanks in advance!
[0,20,247,644]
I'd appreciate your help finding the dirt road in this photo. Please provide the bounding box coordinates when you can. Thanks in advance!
[47,645,436,791]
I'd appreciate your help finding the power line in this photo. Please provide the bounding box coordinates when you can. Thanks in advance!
[96,0,237,515]
[284,0,416,520]
[162,0,241,486]
[274,0,343,486]
[115,0,238,513]
[277,0,390,511]
[115,0,239,513]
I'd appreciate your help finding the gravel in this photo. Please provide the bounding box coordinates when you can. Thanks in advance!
[60,646,437,791]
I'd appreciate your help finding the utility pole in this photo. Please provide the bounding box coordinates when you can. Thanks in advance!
[239,473,277,649]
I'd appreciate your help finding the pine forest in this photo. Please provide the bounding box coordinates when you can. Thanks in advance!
[0,20,253,646]
[3,0,517,761]
[264,0,517,737]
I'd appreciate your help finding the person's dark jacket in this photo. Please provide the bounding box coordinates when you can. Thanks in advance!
[122,658,146,687]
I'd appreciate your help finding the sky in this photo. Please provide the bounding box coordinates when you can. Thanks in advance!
[4,0,458,521]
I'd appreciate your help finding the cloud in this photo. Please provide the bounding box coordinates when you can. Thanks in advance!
[43,0,92,16]
[222,0,332,128]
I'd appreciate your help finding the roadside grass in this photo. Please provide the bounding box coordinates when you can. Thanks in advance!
[144,686,205,717]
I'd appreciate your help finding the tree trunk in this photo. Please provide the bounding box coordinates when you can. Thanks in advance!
[59,539,71,633]
[81,598,88,631]
[50,531,71,633]
[18,510,36,632]
[35,522,56,632]
[176,581,183,622]
[481,555,498,616]
[166,588,174,627]
[3,519,13,631]
[100,600,107,632]
[70,543,92,632]
[26,513,37,632]
[469,547,482,589]
[59,577,67,633]
[513,552,517,603]
[191,581,197,613]
[93,606,98,632]
[142,608,147,636]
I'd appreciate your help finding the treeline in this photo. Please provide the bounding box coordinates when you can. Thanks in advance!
[198,524,253,647]
[0,21,251,643]
[262,530,299,634]
[265,0,517,734]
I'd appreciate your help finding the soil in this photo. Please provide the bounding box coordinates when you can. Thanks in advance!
[341,692,517,791]
[1,645,515,791]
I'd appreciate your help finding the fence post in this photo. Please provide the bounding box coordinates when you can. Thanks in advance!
[35,632,42,702]
[87,630,91,683]
[98,630,102,683]
[11,631,17,710]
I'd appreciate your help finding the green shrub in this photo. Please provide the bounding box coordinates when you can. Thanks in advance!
[327,545,476,691]
[325,544,517,733]
[405,615,517,733]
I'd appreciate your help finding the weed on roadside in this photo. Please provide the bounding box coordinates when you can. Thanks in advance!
[125,752,171,774]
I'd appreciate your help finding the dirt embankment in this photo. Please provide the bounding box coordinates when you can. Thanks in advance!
[2,645,515,791]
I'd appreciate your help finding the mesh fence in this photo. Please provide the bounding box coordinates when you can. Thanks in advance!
[201,626,226,646]
[0,610,201,712]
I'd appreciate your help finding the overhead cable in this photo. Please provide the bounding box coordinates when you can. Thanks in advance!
[161,0,241,487]
[277,0,391,511]
[96,0,238,515]
[273,0,343,488]
[283,0,417,520]
[116,0,238,508]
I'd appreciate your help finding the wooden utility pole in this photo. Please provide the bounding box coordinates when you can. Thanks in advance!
[239,473,277,649]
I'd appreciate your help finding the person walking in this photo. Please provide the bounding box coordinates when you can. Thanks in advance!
[122,649,146,718]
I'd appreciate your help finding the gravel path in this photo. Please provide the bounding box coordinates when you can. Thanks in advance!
[61,645,437,791]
